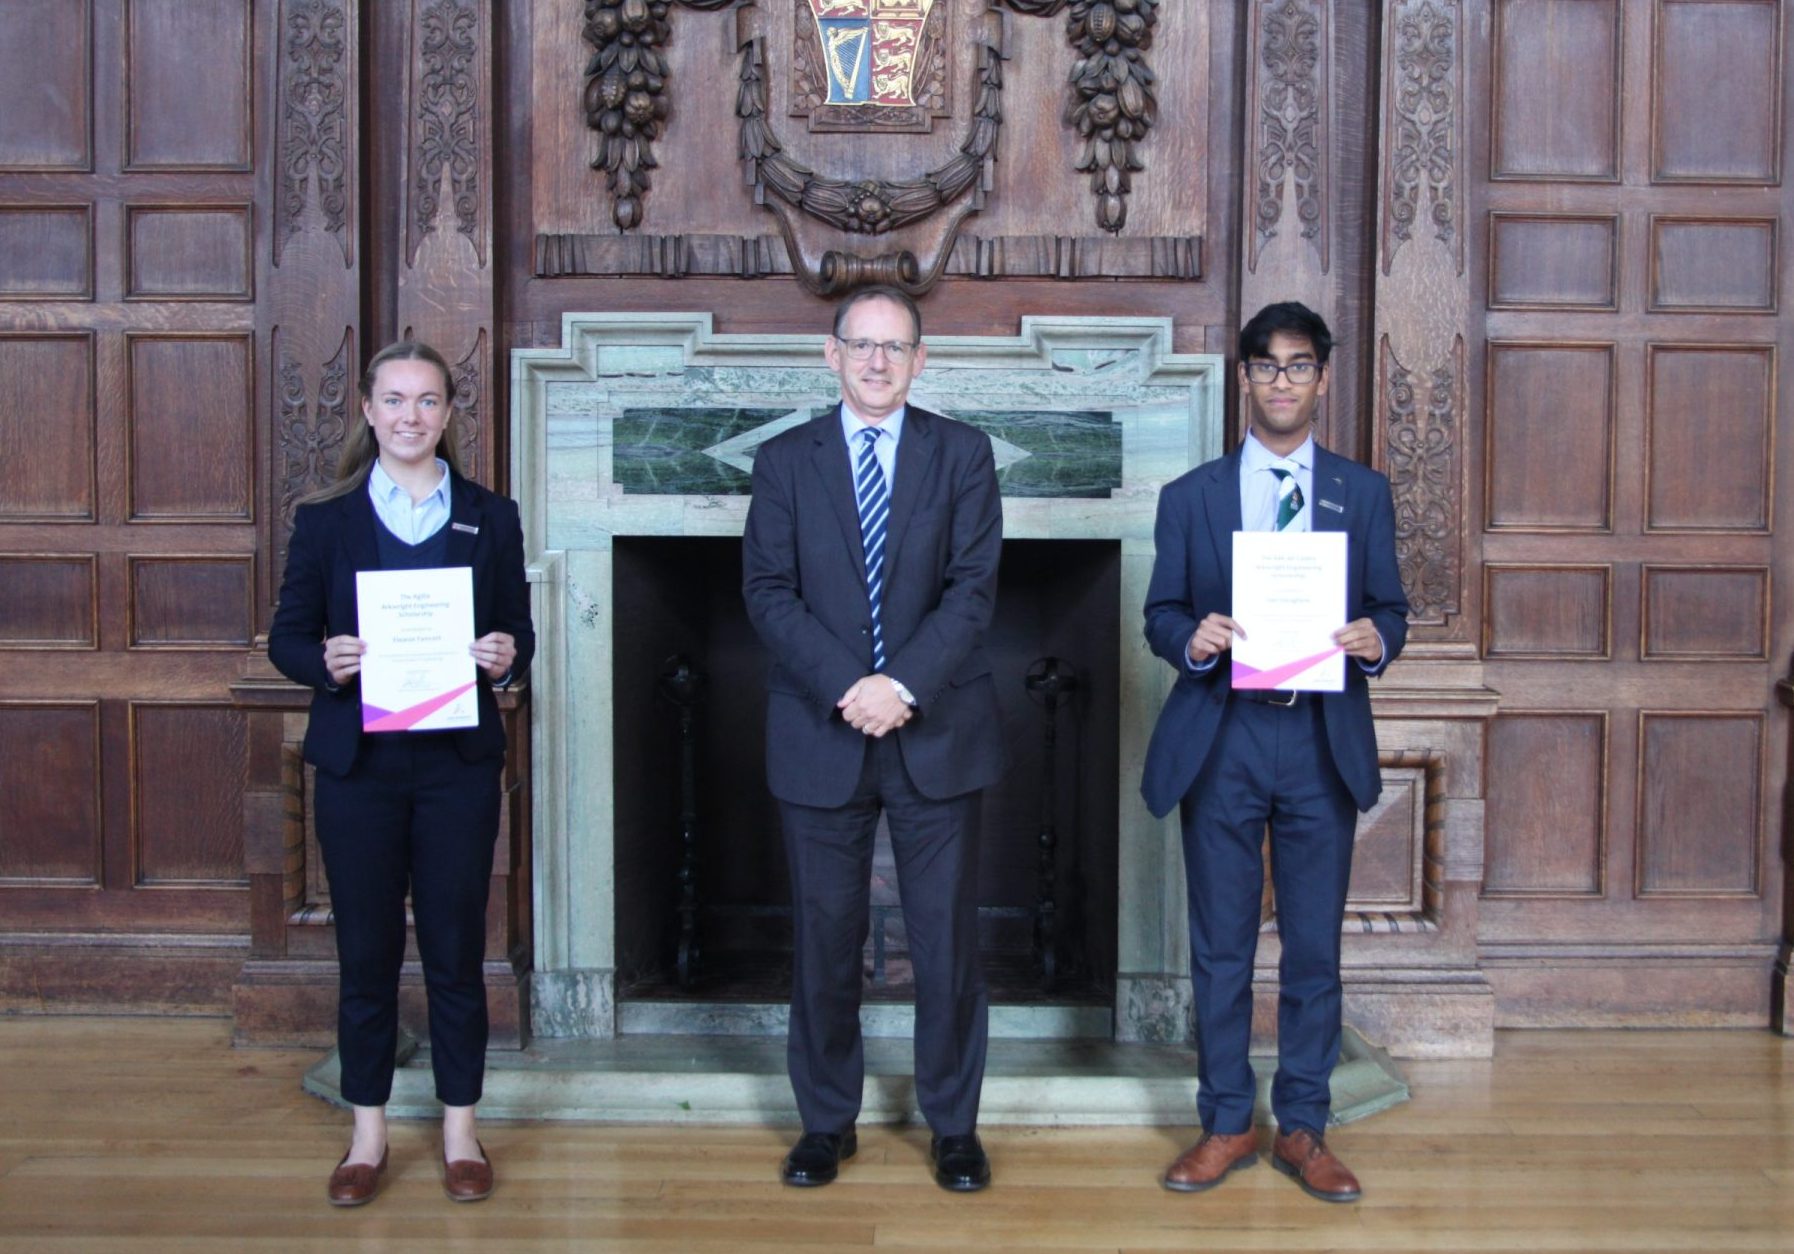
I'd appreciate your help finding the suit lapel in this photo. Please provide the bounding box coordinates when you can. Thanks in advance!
[882,406,935,576]
[1310,447,1349,535]
[810,406,868,582]
[1203,449,1245,588]
[445,471,480,568]
[341,483,381,572]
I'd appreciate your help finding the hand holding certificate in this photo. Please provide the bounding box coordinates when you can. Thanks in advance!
[1230,531,1347,692]
[356,566,478,731]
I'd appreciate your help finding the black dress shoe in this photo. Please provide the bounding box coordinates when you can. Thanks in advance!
[929,1133,991,1192]
[780,1129,856,1187]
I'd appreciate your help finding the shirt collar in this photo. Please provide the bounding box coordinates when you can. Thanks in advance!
[1241,430,1314,474]
[369,457,451,507]
[840,402,906,446]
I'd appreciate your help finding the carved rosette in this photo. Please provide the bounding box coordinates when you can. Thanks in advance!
[275,333,352,572]
[1252,0,1324,266]
[411,0,482,263]
[276,0,351,265]
[1385,0,1458,268]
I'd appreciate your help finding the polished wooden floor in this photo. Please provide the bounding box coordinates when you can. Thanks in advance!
[0,1018,1789,1252]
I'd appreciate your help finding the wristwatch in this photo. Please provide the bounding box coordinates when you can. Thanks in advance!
[889,678,918,707]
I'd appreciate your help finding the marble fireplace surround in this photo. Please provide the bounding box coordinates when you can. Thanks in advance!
[510,312,1227,1046]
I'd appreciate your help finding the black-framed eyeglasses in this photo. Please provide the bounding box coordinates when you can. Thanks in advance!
[838,337,917,363]
[1244,359,1321,385]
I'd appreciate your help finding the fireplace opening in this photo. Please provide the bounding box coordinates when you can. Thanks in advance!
[610,536,1121,1008]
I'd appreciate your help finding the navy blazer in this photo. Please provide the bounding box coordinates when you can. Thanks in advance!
[1140,444,1410,817]
[269,469,536,778]
[742,403,1006,807]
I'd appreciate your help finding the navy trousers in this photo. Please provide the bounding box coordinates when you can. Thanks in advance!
[313,734,502,1107]
[1179,697,1358,1136]
[779,733,989,1137]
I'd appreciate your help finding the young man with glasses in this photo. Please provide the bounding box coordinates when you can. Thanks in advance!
[742,285,1005,1193]
[1139,301,1410,1203]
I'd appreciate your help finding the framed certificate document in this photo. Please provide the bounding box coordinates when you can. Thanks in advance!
[355,567,478,731]
[1230,531,1346,693]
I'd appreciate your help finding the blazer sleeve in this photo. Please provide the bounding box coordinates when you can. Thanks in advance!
[1357,472,1410,677]
[1143,478,1211,673]
[489,495,536,685]
[268,504,336,692]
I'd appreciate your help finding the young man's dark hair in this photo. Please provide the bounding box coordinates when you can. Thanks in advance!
[832,284,923,342]
[1237,301,1333,365]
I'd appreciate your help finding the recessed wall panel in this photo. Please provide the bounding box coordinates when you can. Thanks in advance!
[128,335,253,521]
[1650,217,1777,312]
[0,0,91,169]
[1485,343,1614,531]
[1642,565,1769,659]
[0,557,97,648]
[1493,0,1621,179]
[1489,214,1618,309]
[1349,767,1422,910]
[0,206,92,298]
[129,557,253,647]
[1485,713,1606,896]
[126,205,253,300]
[0,702,101,883]
[1484,565,1610,658]
[125,0,251,169]
[0,335,96,521]
[1646,345,1772,531]
[130,703,248,886]
[1652,0,1783,182]
[1637,713,1760,896]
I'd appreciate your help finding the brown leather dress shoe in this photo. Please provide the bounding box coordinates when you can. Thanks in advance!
[1162,1130,1258,1192]
[327,1146,388,1207]
[443,1140,494,1203]
[1271,1128,1361,1203]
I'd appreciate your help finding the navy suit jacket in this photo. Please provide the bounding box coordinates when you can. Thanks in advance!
[742,404,1006,807]
[269,470,536,778]
[1140,444,1409,818]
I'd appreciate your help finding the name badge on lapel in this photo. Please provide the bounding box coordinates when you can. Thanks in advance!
[452,522,480,535]
[1318,499,1344,514]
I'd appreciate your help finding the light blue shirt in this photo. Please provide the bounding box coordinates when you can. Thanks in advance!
[368,458,452,544]
[1240,431,1313,533]
[840,403,904,489]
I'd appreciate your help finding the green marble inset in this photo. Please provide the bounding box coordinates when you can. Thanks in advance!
[612,407,788,496]
[958,409,1122,499]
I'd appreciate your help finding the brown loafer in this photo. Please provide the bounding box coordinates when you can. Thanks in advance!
[327,1146,388,1207]
[1162,1130,1258,1192]
[443,1139,494,1203]
[1271,1128,1361,1203]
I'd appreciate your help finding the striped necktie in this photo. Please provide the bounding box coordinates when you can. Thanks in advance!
[855,427,889,670]
[1270,466,1304,530]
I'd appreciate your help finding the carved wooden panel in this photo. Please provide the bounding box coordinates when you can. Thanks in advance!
[1644,344,1772,532]
[1245,0,1329,274]
[127,334,254,522]
[0,557,98,649]
[0,334,96,522]
[124,0,253,170]
[1636,712,1761,897]
[1349,765,1423,911]
[1488,213,1618,310]
[128,557,255,648]
[1641,565,1770,661]
[0,0,92,170]
[1491,0,1621,180]
[1648,217,1778,313]
[125,205,254,301]
[0,205,93,299]
[1485,342,1614,532]
[1484,713,1607,897]
[1483,564,1610,659]
[1652,0,1783,183]
[130,703,249,886]
[0,702,102,884]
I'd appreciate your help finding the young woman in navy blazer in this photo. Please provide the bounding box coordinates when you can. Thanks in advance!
[269,341,534,1206]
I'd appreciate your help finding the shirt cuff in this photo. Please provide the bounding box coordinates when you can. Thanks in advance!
[1355,629,1389,674]
[1183,632,1219,675]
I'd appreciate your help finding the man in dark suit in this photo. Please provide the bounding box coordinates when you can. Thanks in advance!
[742,286,1005,1191]
[1141,302,1409,1203]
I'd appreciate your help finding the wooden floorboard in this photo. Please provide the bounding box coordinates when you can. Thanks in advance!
[0,1018,1790,1252]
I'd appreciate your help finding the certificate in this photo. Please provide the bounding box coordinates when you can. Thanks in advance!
[1230,531,1346,692]
[355,567,478,732]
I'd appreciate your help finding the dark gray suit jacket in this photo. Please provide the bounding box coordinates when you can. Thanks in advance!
[742,404,1006,807]
[1140,444,1410,818]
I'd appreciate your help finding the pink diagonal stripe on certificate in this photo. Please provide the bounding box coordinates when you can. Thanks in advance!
[1231,646,1344,690]
[362,681,478,732]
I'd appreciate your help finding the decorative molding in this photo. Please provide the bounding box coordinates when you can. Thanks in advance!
[450,331,485,483]
[1383,0,1459,274]
[410,0,483,266]
[274,0,352,266]
[1249,0,1326,271]
[274,330,352,577]
[1382,337,1463,627]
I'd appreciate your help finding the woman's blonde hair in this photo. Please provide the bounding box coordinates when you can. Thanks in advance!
[302,341,463,504]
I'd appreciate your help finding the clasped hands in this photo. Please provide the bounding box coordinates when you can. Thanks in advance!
[322,631,519,687]
[838,674,913,738]
[1186,613,1383,665]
